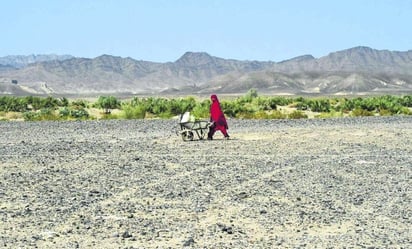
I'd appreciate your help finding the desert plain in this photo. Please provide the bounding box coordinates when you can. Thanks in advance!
[0,116,411,248]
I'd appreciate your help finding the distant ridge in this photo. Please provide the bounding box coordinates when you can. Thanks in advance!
[1,47,412,96]
[0,54,74,68]
[278,54,315,63]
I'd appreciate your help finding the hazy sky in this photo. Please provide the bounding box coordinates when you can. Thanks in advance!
[1,0,411,62]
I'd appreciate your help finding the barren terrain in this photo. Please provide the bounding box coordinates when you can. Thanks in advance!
[1,117,411,248]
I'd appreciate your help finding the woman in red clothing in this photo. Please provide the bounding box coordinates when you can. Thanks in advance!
[208,94,230,140]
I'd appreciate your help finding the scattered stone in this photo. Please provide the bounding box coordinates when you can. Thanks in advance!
[0,117,410,248]
[183,237,195,247]
[121,231,132,239]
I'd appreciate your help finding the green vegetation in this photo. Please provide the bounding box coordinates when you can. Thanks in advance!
[0,90,411,121]
[94,96,121,114]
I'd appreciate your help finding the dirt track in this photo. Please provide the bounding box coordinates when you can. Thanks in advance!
[1,117,411,248]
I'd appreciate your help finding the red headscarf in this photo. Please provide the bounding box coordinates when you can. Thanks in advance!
[210,94,228,129]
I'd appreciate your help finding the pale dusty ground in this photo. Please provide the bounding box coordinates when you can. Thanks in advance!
[0,117,411,248]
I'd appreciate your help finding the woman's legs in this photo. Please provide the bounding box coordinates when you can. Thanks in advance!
[208,125,229,139]
[207,127,215,140]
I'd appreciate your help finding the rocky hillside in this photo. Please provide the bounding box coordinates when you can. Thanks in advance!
[0,54,73,69]
[1,47,412,96]
[214,47,412,94]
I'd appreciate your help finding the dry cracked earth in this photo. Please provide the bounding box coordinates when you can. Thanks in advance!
[0,117,411,248]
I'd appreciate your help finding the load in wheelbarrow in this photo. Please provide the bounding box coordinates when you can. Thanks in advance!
[177,112,212,141]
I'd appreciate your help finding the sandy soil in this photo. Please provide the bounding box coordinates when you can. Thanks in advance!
[0,117,411,248]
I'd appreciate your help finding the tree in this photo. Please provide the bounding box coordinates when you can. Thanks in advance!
[96,96,121,114]
[244,88,258,102]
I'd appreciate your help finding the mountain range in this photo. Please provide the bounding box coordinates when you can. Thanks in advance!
[1,46,412,97]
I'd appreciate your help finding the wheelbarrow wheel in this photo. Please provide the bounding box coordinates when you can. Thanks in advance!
[182,130,194,141]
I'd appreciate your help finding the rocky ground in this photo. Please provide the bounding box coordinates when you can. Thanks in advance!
[0,117,411,248]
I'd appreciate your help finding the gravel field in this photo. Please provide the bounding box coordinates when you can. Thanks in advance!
[0,117,411,248]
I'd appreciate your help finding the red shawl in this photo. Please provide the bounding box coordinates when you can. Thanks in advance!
[210,94,228,129]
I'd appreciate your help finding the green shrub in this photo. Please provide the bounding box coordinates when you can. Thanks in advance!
[288,110,308,119]
[268,110,287,119]
[39,108,59,120]
[157,112,174,119]
[316,110,344,118]
[236,111,256,119]
[122,105,146,119]
[70,108,89,119]
[23,109,61,121]
[337,98,355,113]
[253,97,278,111]
[95,96,120,114]
[100,113,118,120]
[59,107,71,119]
[0,96,29,112]
[269,96,293,106]
[351,108,374,117]
[242,88,258,102]
[220,101,240,118]
[399,107,412,115]
[378,109,393,116]
[295,101,309,111]
[168,97,196,115]
[23,111,39,121]
[71,99,89,109]
[145,97,168,115]
[308,99,330,112]
[253,111,271,119]
[248,110,288,119]
[191,100,210,119]
[400,95,412,107]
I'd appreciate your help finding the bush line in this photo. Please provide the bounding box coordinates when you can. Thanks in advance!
[0,90,411,121]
